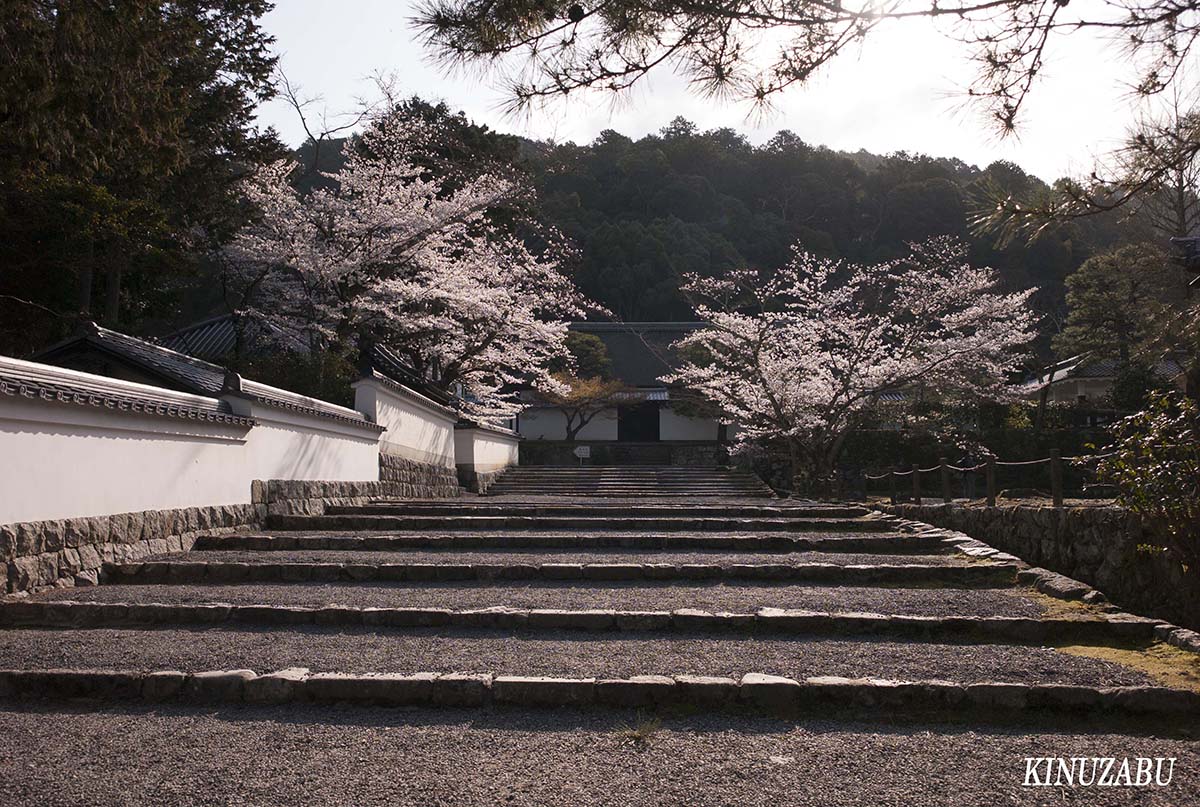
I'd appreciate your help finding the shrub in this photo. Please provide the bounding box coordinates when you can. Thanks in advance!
[1095,392,1200,575]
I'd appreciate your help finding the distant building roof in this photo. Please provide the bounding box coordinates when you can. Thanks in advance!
[360,343,456,407]
[1025,354,1186,390]
[160,313,305,360]
[569,322,706,387]
[34,322,381,431]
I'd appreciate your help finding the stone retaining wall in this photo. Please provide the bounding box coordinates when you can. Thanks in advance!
[881,503,1200,631]
[1,463,461,595]
[0,503,261,595]
[379,454,460,499]
[457,466,507,494]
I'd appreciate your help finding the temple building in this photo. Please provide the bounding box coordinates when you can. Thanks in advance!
[516,322,727,465]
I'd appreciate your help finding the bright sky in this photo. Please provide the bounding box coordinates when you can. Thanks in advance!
[255,0,1150,182]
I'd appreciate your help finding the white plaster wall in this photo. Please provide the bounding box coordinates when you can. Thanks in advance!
[0,396,252,524]
[353,378,457,468]
[237,403,380,484]
[659,407,719,440]
[455,427,520,472]
[0,359,385,525]
[518,406,618,441]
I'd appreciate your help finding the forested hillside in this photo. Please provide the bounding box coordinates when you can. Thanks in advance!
[521,118,1137,349]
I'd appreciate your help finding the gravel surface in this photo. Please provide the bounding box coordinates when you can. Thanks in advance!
[31,582,1048,616]
[168,549,976,566]
[0,703,1194,806]
[247,529,919,543]
[0,626,1155,685]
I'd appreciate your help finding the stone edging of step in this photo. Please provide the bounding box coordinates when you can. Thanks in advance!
[268,515,897,533]
[886,514,1200,658]
[194,533,938,553]
[0,667,1196,717]
[99,560,1018,586]
[0,600,1163,643]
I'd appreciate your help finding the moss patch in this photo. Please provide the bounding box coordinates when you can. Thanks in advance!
[1005,587,1107,618]
[1056,642,1200,692]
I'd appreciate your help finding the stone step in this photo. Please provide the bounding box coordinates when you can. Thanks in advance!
[1,666,1194,719]
[0,626,1167,687]
[175,548,975,567]
[101,559,1019,587]
[0,598,1161,645]
[331,503,868,518]
[266,514,896,532]
[10,579,1095,620]
[195,531,953,554]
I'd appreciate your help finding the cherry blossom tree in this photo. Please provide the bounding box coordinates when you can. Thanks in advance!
[224,110,587,420]
[663,238,1037,492]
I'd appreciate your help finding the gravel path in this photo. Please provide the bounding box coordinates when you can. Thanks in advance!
[170,549,976,566]
[0,703,1194,806]
[248,529,918,543]
[31,582,1048,616]
[0,626,1154,686]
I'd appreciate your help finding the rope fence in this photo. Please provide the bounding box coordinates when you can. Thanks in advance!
[863,450,1120,508]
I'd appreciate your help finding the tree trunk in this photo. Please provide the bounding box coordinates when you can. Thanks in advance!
[103,261,123,326]
[77,240,94,319]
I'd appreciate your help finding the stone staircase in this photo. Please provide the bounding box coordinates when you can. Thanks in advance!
[1,495,1197,729]
[484,465,775,497]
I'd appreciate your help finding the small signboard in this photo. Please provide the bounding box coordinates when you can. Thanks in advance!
[573,445,591,459]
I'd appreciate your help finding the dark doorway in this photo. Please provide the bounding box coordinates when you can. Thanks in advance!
[617,402,660,442]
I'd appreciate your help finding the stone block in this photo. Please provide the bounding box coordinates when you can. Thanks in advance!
[58,547,82,577]
[245,667,310,704]
[673,675,738,705]
[596,676,675,707]
[455,606,528,629]
[739,673,802,709]
[671,608,720,631]
[1111,686,1200,715]
[15,522,42,556]
[77,544,102,571]
[0,524,16,561]
[614,611,672,631]
[430,673,491,706]
[526,609,615,631]
[306,673,437,705]
[313,607,362,626]
[1027,684,1102,710]
[142,670,187,701]
[539,563,585,580]
[582,564,644,581]
[755,608,828,634]
[35,552,59,587]
[9,556,39,590]
[364,607,452,627]
[73,569,99,587]
[187,669,256,702]
[641,563,676,580]
[966,682,1029,710]
[41,521,65,553]
[492,676,596,706]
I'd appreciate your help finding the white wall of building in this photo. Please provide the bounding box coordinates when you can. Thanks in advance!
[455,425,520,472]
[0,357,382,525]
[518,406,618,441]
[659,407,719,440]
[518,404,719,441]
[353,375,457,468]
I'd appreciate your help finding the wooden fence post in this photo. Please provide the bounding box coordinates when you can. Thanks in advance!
[888,470,897,505]
[939,457,951,504]
[986,458,996,507]
[1050,449,1064,508]
[911,463,921,505]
